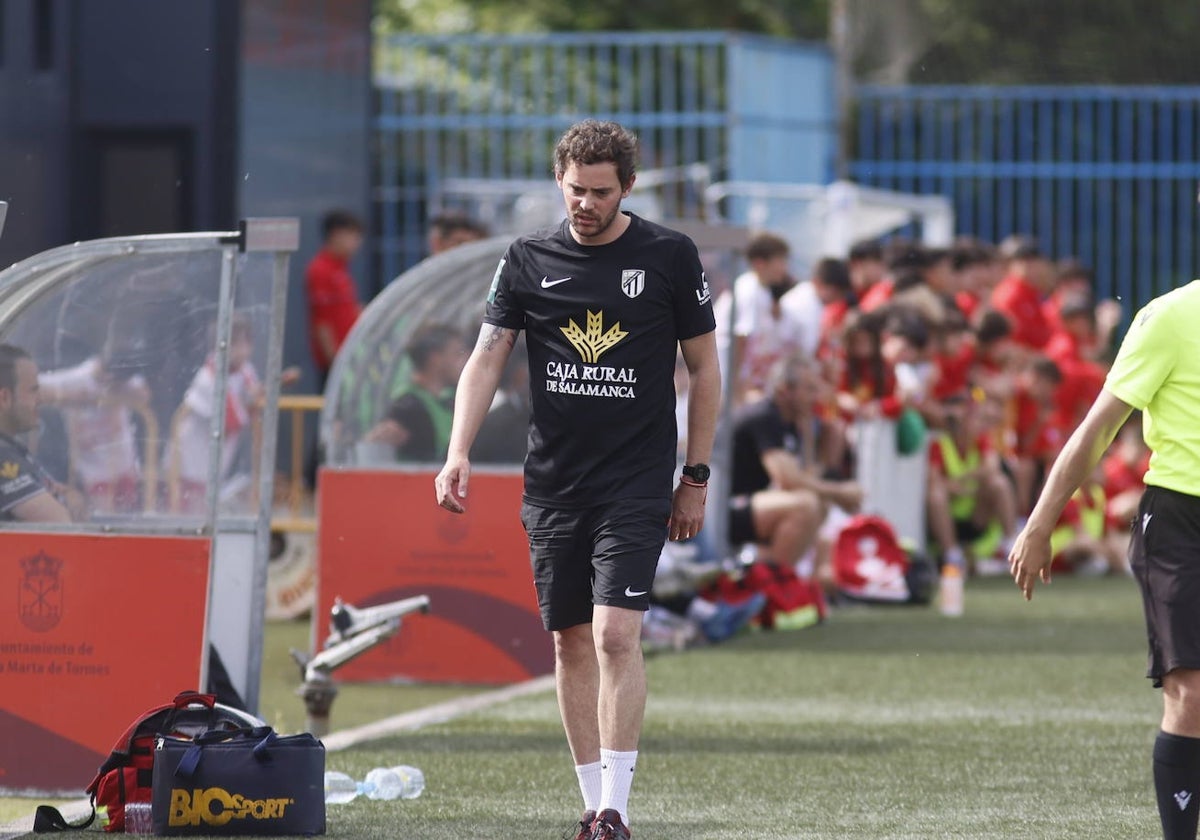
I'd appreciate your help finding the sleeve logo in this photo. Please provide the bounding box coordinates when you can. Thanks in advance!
[486,258,506,304]
[695,272,712,306]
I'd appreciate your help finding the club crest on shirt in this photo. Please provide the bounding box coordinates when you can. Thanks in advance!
[620,269,645,299]
[0,461,19,480]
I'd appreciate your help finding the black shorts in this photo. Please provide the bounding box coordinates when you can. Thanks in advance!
[728,494,756,546]
[1129,485,1200,687]
[520,497,671,632]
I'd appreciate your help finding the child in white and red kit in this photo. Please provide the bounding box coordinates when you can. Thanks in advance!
[171,316,262,515]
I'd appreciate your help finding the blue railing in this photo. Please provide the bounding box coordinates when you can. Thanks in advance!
[374,35,1199,315]
[373,31,835,284]
[852,85,1200,313]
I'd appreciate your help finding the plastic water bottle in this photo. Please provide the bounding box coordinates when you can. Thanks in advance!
[325,767,425,803]
[361,767,406,801]
[385,765,425,800]
[324,770,360,804]
[938,562,965,617]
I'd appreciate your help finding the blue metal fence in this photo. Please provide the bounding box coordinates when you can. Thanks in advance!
[373,32,835,284]
[851,86,1200,312]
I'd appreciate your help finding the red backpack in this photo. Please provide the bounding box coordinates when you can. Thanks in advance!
[703,562,827,630]
[34,690,263,834]
[833,514,934,604]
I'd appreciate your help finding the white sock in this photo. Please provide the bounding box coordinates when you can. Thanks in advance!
[575,761,602,813]
[598,748,638,824]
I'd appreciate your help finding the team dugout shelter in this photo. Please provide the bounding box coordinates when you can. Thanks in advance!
[0,217,297,794]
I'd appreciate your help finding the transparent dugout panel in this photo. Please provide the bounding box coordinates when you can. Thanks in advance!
[321,236,528,469]
[0,237,255,531]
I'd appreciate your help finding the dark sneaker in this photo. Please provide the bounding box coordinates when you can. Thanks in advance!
[591,809,631,840]
[562,809,596,840]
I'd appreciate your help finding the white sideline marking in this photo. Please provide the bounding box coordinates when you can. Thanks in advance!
[0,674,556,838]
[322,673,556,752]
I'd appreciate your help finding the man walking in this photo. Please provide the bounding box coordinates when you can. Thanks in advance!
[1009,279,1200,840]
[435,120,720,840]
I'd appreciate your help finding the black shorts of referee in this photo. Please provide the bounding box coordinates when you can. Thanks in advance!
[1129,485,1200,687]
[521,497,672,632]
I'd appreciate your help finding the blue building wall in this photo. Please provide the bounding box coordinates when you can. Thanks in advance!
[0,0,372,388]
[0,0,76,269]
[238,0,373,394]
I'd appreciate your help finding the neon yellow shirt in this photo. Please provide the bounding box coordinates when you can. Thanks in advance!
[1104,280,1200,496]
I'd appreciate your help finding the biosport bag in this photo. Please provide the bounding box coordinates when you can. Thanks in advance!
[33,690,264,834]
[152,726,325,836]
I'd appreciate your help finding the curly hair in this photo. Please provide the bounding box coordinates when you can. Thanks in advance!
[553,120,639,188]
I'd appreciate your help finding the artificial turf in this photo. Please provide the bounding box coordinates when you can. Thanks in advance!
[5,574,1158,838]
[319,574,1156,839]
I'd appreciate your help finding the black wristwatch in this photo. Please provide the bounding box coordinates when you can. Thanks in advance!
[682,463,711,483]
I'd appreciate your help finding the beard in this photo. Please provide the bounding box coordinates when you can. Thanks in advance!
[569,204,622,241]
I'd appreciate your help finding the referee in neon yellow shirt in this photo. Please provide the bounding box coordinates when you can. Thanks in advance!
[1010,278,1200,840]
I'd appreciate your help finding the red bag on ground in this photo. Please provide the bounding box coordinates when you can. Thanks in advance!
[704,562,827,630]
[33,691,263,834]
[833,514,915,603]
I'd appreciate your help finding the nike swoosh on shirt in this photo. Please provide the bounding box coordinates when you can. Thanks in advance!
[624,586,648,598]
[541,276,572,288]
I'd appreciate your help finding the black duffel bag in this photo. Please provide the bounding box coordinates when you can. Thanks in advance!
[152,726,325,836]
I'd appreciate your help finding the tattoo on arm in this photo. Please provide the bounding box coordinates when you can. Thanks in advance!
[479,325,517,353]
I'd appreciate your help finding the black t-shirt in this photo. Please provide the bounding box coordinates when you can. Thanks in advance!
[729,399,801,498]
[384,386,453,463]
[472,394,531,465]
[484,214,716,507]
[0,432,55,519]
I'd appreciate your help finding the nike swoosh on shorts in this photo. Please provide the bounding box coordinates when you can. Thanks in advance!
[624,586,648,597]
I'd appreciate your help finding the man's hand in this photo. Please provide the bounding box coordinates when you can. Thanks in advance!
[55,483,88,522]
[435,456,470,514]
[280,366,302,388]
[826,480,864,514]
[365,419,409,447]
[1095,299,1123,339]
[668,482,706,541]
[1008,525,1054,600]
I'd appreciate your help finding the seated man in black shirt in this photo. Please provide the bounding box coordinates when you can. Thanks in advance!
[0,344,76,522]
[729,355,862,580]
[365,323,467,463]
[472,341,531,465]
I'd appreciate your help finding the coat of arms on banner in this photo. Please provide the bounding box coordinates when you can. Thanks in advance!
[620,269,645,299]
[19,551,64,632]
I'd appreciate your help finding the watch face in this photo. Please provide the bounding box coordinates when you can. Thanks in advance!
[686,463,711,482]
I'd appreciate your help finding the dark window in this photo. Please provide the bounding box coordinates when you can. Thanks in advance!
[75,129,195,240]
[33,0,52,71]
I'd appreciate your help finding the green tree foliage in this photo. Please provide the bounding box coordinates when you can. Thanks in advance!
[914,0,1200,83]
[374,0,830,40]
[375,0,1200,84]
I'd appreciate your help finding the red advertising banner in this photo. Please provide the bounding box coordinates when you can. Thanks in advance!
[0,533,210,793]
[317,470,552,684]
